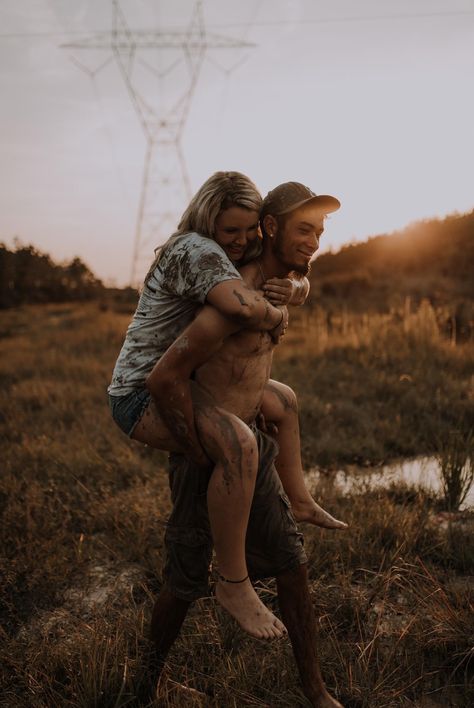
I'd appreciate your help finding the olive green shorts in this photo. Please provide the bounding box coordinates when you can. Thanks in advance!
[162,427,307,602]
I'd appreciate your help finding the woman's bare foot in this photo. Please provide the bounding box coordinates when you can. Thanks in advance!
[215,577,286,639]
[291,496,348,530]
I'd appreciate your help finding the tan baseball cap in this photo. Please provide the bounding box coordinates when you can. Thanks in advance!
[261,181,341,219]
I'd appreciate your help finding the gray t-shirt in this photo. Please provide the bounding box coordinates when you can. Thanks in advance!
[108,232,242,396]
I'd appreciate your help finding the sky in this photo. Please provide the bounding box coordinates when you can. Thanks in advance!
[1,0,473,286]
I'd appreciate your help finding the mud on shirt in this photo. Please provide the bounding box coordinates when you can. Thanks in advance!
[108,233,242,396]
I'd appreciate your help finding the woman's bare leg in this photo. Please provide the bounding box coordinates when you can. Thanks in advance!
[261,380,347,530]
[132,393,286,639]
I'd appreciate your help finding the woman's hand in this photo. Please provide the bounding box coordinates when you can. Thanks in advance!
[262,277,294,305]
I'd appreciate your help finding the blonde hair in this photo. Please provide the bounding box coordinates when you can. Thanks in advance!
[145,171,263,282]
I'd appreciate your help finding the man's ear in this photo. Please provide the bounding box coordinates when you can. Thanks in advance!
[263,214,277,237]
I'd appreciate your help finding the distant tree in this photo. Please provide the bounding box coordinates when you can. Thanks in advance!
[0,243,104,308]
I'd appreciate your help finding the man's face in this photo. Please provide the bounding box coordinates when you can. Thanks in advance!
[214,206,260,262]
[273,203,326,275]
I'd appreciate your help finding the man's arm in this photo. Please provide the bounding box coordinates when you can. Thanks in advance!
[206,279,284,330]
[145,306,240,465]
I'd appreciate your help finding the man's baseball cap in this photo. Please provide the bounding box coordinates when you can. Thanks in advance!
[261,182,341,219]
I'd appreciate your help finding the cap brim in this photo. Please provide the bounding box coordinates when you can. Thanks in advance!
[278,194,341,215]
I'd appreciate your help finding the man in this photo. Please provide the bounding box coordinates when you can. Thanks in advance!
[147,183,344,707]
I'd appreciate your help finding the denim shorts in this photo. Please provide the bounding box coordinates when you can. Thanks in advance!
[108,388,151,437]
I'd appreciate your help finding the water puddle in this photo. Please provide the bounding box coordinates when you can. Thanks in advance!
[307,456,474,510]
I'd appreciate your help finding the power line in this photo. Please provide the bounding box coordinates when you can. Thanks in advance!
[1,9,474,39]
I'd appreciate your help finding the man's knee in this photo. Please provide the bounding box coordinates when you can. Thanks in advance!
[196,407,258,471]
[279,383,298,411]
[267,381,298,415]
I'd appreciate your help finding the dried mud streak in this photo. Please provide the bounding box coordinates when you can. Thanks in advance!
[164,407,189,444]
[231,356,250,385]
[198,408,249,494]
[263,301,272,323]
[266,381,298,413]
[232,289,250,308]
[231,289,255,326]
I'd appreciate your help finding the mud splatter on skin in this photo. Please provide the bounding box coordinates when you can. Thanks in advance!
[266,382,298,413]
[233,290,250,308]
[212,414,243,494]
[196,407,255,495]
[166,407,189,440]
[263,302,272,323]
[174,335,189,353]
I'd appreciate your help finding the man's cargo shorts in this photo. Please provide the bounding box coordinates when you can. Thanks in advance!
[162,426,307,602]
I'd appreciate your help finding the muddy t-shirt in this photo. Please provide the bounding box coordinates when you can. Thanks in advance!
[108,233,242,396]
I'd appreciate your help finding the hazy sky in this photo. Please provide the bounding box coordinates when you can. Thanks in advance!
[1,0,473,285]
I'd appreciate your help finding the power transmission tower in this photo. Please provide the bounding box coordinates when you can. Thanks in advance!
[62,0,254,286]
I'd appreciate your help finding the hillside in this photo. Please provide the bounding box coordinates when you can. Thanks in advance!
[311,210,474,311]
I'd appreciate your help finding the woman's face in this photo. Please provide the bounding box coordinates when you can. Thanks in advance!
[214,206,260,262]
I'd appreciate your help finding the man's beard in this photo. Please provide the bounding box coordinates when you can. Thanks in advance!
[293,261,311,276]
[274,235,311,276]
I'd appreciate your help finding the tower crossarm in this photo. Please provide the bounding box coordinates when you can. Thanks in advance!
[61,31,254,51]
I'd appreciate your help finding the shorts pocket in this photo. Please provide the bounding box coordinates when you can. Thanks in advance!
[279,492,297,526]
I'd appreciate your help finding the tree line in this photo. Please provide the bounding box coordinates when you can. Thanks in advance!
[0,242,104,308]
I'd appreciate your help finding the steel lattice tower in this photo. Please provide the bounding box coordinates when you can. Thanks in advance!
[63,0,254,285]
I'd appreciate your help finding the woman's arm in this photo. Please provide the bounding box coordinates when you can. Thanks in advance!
[206,279,285,330]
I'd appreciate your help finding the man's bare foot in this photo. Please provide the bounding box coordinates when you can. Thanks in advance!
[215,577,286,639]
[306,687,344,708]
[291,497,348,530]
[316,692,344,708]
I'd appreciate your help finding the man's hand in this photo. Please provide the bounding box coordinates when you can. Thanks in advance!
[269,306,288,344]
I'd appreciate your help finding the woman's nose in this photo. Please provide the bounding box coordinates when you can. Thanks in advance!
[235,231,247,245]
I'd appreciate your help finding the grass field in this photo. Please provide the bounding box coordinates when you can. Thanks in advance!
[1,302,473,707]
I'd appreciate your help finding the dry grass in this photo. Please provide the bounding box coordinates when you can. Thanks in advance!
[274,299,474,468]
[1,302,473,707]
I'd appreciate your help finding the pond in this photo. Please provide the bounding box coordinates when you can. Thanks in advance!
[307,456,474,511]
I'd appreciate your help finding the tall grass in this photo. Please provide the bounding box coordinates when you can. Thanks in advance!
[1,301,473,706]
[435,425,474,511]
[275,299,474,468]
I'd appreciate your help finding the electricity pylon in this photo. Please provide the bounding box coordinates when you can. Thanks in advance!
[63,0,254,286]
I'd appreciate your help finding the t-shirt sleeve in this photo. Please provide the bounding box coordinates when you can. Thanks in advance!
[164,235,242,303]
